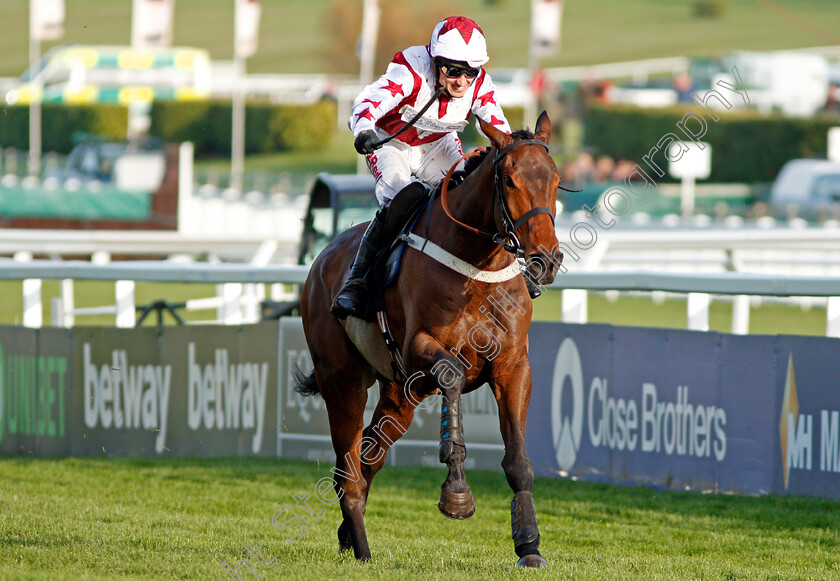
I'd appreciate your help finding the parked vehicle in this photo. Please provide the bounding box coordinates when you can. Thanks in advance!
[45,138,166,191]
[767,159,840,220]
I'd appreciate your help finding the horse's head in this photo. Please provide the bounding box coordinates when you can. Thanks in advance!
[479,112,564,288]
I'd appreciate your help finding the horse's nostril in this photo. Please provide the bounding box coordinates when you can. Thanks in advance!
[527,253,545,266]
[527,252,560,272]
[526,254,546,272]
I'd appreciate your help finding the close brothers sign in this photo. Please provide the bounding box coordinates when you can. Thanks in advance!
[0,319,838,499]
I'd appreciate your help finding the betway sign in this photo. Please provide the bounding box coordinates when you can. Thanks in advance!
[83,343,172,453]
[72,324,278,457]
[186,343,270,453]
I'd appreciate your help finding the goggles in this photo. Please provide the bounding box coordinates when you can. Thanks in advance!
[438,62,480,79]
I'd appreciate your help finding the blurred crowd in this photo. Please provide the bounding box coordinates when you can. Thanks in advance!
[560,151,638,187]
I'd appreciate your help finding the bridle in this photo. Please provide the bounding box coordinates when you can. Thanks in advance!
[440,139,555,258]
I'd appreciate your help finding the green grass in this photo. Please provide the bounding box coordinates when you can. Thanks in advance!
[532,290,828,336]
[2,0,840,76]
[0,456,838,580]
[0,280,218,327]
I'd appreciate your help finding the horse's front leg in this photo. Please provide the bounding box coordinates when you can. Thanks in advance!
[437,368,475,520]
[407,335,475,520]
[492,361,547,568]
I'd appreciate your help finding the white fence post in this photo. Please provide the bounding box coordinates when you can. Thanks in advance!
[22,278,42,328]
[218,283,243,325]
[14,251,42,328]
[61,278,74,327]
[687,292,710,332]
[562,289,588,324]
[731,294,750,335]
[50,297,63,327]
[115,280,135,328]
[827,296,840,338]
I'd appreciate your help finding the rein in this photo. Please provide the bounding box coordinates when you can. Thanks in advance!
[370,87,447,150]
[440,138,554,257]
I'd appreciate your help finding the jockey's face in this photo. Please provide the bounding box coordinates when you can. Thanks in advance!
[438,67,476,98]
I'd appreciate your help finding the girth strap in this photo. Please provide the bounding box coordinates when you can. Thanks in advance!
[376,311,407,383]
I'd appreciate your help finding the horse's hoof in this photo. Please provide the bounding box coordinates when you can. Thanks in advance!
[516,554,547,568]
[438,488,476,520]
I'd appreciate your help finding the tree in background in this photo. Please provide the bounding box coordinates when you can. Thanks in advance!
[692,0,728,18]
[326,0,456,76]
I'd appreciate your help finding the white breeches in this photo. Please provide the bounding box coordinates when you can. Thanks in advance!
[365,133,465,207]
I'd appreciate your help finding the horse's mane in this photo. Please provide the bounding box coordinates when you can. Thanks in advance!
[463,129,536,176]
[509,129,536,141]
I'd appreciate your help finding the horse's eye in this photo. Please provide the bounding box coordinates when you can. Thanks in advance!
[503,175,515,188]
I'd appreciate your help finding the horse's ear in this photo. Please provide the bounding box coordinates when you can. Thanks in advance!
[535,111,551,144]
[479,117,512,150]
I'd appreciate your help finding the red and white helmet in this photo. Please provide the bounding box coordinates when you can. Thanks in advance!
[429,16,489,68]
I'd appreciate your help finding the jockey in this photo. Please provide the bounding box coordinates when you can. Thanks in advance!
[331,15,516,319]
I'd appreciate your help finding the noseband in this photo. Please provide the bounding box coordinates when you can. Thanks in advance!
[440,139,555,257]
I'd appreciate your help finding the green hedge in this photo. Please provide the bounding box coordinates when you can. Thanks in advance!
[149,100,336,155]
[585,104,838,182]
[0,104,128,153]
[0,100,336,155]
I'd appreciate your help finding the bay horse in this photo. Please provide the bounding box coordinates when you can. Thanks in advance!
[295,112,564,568]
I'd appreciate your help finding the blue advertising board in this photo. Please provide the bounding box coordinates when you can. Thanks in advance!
[526,323,840,499]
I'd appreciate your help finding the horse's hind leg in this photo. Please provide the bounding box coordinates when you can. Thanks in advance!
[318,369,374,561]
[358,379,422,498]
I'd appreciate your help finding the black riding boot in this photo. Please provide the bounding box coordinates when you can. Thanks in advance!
[330,208,388,319]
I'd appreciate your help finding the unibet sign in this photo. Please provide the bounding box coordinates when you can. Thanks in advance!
[551,338,728,472]
[0,344,68,445]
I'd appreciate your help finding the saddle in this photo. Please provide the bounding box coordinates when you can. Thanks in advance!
[354,157,486,381]
[345,183,437,384]
[361,162,482,321]
[363,181,438,319]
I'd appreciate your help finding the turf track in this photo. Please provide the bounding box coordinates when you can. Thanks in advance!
[1,456,838,580]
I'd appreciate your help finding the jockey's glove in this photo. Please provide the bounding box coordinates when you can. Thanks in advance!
[449,170,467,187]
[354,131,378,155]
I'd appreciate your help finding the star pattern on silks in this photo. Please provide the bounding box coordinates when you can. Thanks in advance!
[489,115,505,126]
[476,91,496,107]
[362,99,381,109]
[382,80,404,97]
[439,16,482,44]
[355,108,375,121]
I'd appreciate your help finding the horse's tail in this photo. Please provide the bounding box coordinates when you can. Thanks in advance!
[293,366,321,397]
